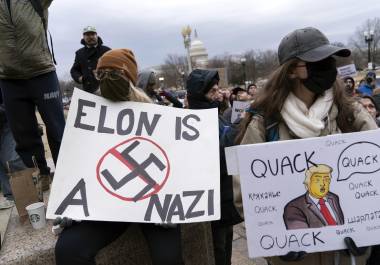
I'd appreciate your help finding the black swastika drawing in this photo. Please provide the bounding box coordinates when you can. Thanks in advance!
[100,139,168,202]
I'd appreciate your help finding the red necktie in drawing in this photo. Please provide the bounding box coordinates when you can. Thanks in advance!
[319,198,337,225]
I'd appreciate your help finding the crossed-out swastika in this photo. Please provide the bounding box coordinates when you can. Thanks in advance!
[96,137,170,202]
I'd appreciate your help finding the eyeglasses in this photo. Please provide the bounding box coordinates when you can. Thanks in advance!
[95,69,125,80]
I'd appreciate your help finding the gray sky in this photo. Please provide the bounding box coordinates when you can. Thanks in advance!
[49,0,380,80]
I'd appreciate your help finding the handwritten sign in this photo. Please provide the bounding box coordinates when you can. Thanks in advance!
[46,88,220,223]
[226,129,380,257]
[337,64,357,78]
[231,101,250,123]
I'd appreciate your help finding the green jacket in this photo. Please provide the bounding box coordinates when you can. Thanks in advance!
[0,0,55,79]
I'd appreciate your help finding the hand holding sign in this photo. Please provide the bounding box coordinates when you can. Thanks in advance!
[47,89,220,223]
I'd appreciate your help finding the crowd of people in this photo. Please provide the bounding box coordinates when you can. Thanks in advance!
[1,1,380,265]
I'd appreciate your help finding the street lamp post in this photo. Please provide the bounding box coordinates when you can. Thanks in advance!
[158,77,165,89]
[240,57,247,89]
[181,25,192,74]
[364,30,375,70]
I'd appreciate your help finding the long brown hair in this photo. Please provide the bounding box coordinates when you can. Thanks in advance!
[236,58,356,143]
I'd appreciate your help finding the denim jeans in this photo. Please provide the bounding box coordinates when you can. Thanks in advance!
[0,71,65,174]
[0,122,27,199]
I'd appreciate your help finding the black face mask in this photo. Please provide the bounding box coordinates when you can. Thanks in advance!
[302,57,337,95]
[100,77,130,101]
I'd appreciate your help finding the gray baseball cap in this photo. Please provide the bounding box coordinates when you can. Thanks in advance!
[278,27,351,65]
[83,26,97,34]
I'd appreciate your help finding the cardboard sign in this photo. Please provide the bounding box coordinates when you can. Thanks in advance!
[46,88,220,223]
[337,64,357,78]
[226,129,380,257]
[231,101,250,123]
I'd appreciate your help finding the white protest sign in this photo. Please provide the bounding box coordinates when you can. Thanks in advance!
[46,88,220,223]
[231,101,250,123]
[337,64,357,78]
[227,129,380,258]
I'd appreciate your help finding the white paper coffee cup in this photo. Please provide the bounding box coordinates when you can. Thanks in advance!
[25,202,46,229]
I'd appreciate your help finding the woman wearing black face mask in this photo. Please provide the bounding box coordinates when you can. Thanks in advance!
[236,27,376,265]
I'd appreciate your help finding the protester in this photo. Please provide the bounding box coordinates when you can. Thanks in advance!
[0,91,27,209]
[0,0,65,189]
[186,69,243,265]
[137,71,183,107]
[223,87,251,123]
[229,87,249,106]
[70,26,111,93]
[372,88,380,115]
[357,72,376,96]
[55,49,184,265]
[247,83,258,99]
[343,76,355,96]
[217,88,231,115]
[365,99,380,265]
[358,95,380,127]
[236,27,375,265]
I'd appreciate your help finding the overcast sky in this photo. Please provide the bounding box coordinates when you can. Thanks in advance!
[49,0,380,80]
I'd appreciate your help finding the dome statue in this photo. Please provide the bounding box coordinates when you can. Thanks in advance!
[189,30,209,69]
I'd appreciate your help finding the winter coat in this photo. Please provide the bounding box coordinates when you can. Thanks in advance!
[0,0,55,79]
[357,84,373,96]
[137,71,183,108]
[70,37,110,93]
[241,103,376,265]
[187,69,243,226]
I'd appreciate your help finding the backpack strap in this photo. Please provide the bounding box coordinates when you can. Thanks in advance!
[247,107,279,142]
[265,119,279,142]
[29,0,57,64]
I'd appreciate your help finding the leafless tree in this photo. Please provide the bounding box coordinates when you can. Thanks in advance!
[59,79,76,98]
[348,17,380,69]
[159,54,187,88]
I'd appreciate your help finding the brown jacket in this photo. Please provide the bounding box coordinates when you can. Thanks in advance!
[284,192,344,230]
[241,103,376,265]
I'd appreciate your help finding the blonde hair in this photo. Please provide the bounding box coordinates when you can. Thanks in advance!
[128,81,152,103]
[303,164,332,189]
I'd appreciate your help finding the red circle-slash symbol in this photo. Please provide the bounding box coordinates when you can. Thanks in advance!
[96,136,170,202]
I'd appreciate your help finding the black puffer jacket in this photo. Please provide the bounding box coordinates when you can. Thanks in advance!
[70,37,111,93]
[186,69,243,226]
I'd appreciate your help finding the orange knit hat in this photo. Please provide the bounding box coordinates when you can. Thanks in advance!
[97,49,138,85]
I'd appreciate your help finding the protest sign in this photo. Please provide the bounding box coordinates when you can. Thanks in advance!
[337,64,357,78]
[231,101,250,123]
[226,129,380,257]
[46,88,220,223]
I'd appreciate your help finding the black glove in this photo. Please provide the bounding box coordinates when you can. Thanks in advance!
[344,237,368,256]
[54,217,73,227]
[279,251,307,262]
[52,217,74,235]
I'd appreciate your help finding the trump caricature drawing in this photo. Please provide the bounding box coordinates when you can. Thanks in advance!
[283,164,344,230]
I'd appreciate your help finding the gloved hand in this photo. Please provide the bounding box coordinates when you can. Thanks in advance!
[344,237,368,256]
[155,223,177,228]
[52,217,75,235]
[279,251,307,262]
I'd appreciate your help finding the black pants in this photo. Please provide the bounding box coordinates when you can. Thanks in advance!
[367,244,380,265]
[0,71,65,174]
[212,223,233,265]
[55,221,184,265]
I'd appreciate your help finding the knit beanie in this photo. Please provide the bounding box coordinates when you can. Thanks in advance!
[97,49,138,85]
